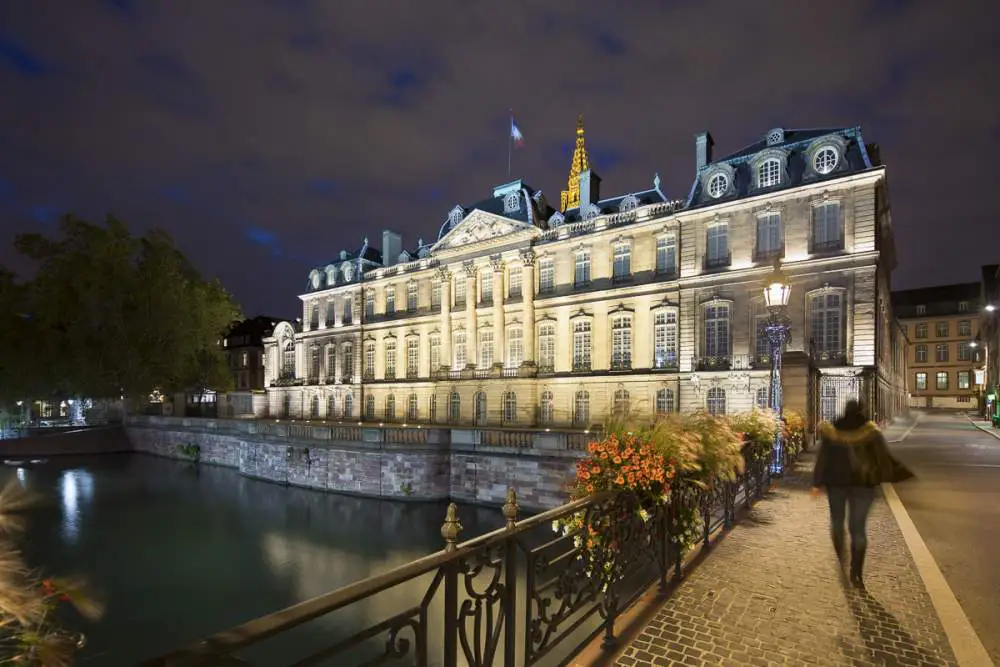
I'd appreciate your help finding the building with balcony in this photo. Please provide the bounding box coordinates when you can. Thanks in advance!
[893,282,982,409]
[263,119,905,430]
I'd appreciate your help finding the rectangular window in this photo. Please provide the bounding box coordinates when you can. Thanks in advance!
[936,321,949,337]
[539,258,555,293]
[935,372,948,390]
[406,338,419,378]
[572,320,592,370]
[958,371,971,390]
[454,278,466,307]
[385,287,395,315]
[706,223,729,268]
[811,203,842,252]
[453,331,466,370]
[508,267,522,298]
[507,328,523,368]
[656,235,677,276]
[653,311,678,368]
[958,341,971,361]
[365,289,375,319]
[958,320,971,336]
[755,213,782,259]
[612,243,631,281]
[611,316,632,369]
[915,345,928,363]
[431,282,441,309]
[574,250,591,287]
[538,324,555,371]
[407,282,418,312]
[703,303,730,358]
[935,344,949,362]
[481,271,493,304]
[384,339,397,380]
[915,372,927,390]
[915,323,928,338]
[429,335,440,372]
[479,330,494,368]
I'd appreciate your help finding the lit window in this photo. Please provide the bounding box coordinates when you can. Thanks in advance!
[813,146,838,174]
[707,172,728,198]
[757,159,781,188]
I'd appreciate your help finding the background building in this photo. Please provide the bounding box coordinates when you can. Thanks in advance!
[263,120,905,432]
[893,283,982,409]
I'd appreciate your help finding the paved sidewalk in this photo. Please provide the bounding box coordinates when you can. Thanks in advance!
[614,456,958,667]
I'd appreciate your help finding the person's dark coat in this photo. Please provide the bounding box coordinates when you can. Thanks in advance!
[813,418,913,488]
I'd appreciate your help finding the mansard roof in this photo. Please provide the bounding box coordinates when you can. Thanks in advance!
[685,126,880,210]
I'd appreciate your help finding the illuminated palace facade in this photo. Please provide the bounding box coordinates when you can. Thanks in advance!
[262,120,908,430]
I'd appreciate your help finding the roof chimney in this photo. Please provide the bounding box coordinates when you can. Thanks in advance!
[381,230,402,267]
[696,132,714,170]
[579,169,602,207]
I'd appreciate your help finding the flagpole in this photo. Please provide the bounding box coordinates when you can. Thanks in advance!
[507,112,513,179]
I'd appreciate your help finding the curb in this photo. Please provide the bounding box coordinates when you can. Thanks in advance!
[967,416,1000,441]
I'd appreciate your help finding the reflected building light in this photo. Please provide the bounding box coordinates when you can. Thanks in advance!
[60,469,95,544]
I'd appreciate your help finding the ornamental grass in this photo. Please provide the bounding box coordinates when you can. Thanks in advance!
[0,480,103,666]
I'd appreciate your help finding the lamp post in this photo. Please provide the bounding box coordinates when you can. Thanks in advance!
[762,260,792,475]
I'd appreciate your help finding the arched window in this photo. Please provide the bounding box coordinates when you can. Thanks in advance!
[475,391,487,426]
[756,387,769,410]
[574,390,590,426]
[502,391,517,424]
[613,388,630,418]
[655,388,674,414]
[706,387,726,415]
[385,395,396,422]
[344,393,353,419]
[407,393,418,421]
[539,390,554,424]
[365,395,375,420]
[449,391,461,423]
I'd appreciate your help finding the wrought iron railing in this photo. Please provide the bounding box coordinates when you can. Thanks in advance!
[139,444,779,667]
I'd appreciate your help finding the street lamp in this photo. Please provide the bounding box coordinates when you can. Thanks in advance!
[761,260,792,475]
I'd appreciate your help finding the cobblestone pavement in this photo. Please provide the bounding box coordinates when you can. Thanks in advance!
[614,456,959,667]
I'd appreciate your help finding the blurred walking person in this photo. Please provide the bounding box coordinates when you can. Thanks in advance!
[812,400,913,588]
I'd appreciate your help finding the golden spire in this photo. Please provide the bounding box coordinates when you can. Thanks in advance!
[560,114,590,211]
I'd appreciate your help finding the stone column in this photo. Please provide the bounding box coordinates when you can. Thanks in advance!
[491,255,505,369]
[438,268,452,373]
[520,249,536,368]
[464,261,478,368]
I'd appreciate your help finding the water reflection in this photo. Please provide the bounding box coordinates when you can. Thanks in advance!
[59,469,94,544]
[12,454,505,666]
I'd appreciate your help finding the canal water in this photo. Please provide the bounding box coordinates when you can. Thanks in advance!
[6,454,507,666]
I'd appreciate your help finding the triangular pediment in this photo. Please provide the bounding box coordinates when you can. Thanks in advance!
[431,210,537,253]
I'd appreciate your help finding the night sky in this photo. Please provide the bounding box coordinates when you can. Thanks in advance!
[1,1,997,318]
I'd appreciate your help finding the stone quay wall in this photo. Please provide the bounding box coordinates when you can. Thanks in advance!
[125,416,592,510]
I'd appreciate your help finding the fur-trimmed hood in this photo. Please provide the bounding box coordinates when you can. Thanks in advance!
[818,421,882,447]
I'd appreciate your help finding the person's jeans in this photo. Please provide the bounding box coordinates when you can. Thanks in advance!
[827,485,875,551]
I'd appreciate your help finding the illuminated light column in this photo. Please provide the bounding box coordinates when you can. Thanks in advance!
[438,268,452,374]
[464,261,478,368]
[520,249,536,369]
[491,255,506,369]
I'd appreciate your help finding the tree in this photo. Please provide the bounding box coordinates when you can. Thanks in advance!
[3,214,240,407]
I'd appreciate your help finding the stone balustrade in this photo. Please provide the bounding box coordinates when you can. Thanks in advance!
[125,415,594,510]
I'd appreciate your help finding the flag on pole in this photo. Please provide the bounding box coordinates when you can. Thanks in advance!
[510,116,524,146]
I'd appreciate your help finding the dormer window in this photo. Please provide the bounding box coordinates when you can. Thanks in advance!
[707,172,728,199]
[758,159,781,188]
[813,146,839,174]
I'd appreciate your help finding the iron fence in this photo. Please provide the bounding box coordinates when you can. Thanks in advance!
[139,444,777,667]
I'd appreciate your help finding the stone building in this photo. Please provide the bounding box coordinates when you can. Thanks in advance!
[263,120,906,430]
[893,282,983,410]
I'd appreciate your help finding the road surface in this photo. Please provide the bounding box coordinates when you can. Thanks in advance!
[890,411,1000,664]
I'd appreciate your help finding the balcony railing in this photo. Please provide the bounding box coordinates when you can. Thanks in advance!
[139,442,780,667]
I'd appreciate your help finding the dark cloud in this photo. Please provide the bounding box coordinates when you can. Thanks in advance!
[1,0,998,317]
